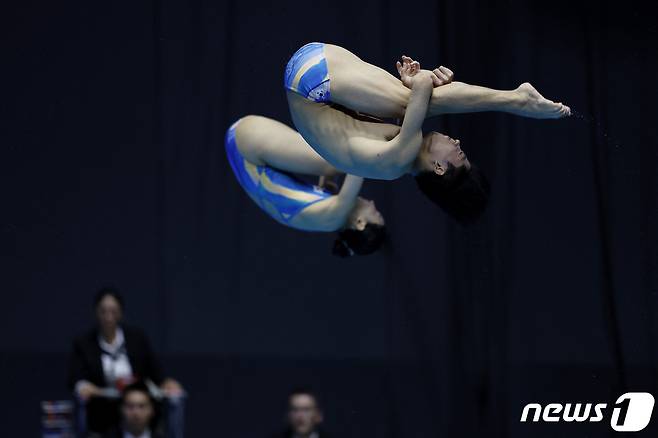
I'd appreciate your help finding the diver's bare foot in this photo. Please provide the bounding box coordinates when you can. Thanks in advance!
[512,82,571,119]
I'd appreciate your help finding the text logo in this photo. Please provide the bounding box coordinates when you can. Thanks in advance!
[610,392,655,432]
[520,392,654,432]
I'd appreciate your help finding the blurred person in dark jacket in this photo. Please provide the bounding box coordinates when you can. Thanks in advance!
[68,287,183,434]
[273,388,328,438]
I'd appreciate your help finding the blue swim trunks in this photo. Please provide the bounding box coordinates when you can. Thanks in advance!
[284,42,331,103]
[225,120,332,226]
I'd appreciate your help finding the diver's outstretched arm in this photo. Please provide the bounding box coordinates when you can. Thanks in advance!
[335,174,364,203]
[307,174,364,231]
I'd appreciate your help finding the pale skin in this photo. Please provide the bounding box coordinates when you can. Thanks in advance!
[287,43,571,180]
[122,390,154,436]
[233,115,384,232]
[288,65,437,180]
[288,393,323,437]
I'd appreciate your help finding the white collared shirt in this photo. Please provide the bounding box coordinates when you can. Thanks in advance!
[123,430,151,438]
[98,327,133,385]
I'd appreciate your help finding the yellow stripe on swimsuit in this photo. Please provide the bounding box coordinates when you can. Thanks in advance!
[284,42,331,103]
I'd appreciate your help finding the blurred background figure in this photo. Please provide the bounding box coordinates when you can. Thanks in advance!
[103,381,164,438]
[68,287,183,435]
[274,388,328,438]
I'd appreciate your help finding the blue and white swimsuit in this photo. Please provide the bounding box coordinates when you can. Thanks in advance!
[225,120,332,227]
[284,42,331,103]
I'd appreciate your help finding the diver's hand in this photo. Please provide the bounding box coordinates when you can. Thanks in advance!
[409,69,435,90]
[397,56,453,88]
[396,55,421,89]
[431,66,454,86]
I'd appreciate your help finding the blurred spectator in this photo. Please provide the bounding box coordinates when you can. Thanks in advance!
[273,388,328,438]
[103,381,164,438]
[68,287,183,434]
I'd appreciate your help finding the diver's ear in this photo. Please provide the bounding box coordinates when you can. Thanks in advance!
[355,217,367,231]
[433,161,446,176]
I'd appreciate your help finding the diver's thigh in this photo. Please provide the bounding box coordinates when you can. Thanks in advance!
[324,44,408,118]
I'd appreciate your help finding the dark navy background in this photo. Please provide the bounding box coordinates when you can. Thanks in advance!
[1,0,657,436]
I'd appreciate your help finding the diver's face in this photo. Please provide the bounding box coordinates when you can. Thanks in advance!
[420,132,470,175]
[350,198,385,231]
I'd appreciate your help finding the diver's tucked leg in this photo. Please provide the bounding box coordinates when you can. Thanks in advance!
[427,81,570,119]
[325,45,569,120]
[325,44,409,119]
[236,116,339,176]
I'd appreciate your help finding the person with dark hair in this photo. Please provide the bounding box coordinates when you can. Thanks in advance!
[226,115,386,257]
[102,381,164,438]
[414,159,490,225]
[68,288,184,434]
[332,222,387,258]
[272,388,328,438]
[284,44,569,220]
[285,44,569,181]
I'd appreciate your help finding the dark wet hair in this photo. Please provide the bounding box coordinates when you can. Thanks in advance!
[93,287,124,310]
[415,164,490,225]
[332,224,387,257]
